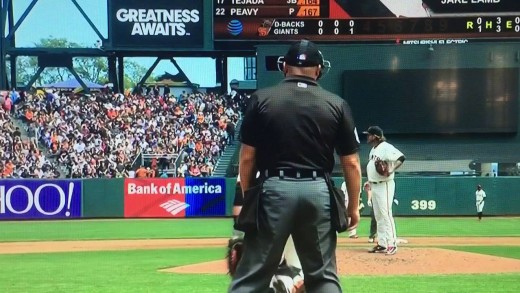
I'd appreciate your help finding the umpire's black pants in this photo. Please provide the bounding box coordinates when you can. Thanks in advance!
[229,177,342,293]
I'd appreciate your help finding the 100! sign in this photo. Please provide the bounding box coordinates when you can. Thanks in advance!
[0,180,82,219]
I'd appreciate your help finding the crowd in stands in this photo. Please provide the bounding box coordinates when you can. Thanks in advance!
[1,86,246,179]
[1,89,59,178]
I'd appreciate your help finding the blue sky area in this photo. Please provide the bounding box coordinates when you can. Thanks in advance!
[7,0,244,89]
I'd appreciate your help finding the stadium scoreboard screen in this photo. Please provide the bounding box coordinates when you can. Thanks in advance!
[213,0,520,42]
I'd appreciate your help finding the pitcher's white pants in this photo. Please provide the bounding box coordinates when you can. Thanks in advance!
[370,180,397,248]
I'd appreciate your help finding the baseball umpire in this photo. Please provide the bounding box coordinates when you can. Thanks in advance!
[229,39,362,293]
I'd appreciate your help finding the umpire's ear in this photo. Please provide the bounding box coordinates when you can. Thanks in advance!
[316,65,322,80]
[282,62,289,76]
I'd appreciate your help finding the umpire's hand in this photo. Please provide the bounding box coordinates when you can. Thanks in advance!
[347,208,360,232]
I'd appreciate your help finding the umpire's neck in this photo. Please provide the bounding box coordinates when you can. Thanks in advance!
[284,64,320,80]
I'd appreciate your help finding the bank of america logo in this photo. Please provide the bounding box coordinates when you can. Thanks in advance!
[160,200,190,216]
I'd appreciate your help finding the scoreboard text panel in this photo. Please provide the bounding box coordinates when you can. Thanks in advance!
[213,0,520,42]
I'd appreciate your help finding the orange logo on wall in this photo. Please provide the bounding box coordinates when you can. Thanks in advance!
[258,27,268,37]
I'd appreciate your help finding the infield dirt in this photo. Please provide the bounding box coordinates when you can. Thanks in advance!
[2,237,520,276]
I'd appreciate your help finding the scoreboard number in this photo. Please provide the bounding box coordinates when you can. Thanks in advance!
[411,200,437,211]
[215,8,225,16]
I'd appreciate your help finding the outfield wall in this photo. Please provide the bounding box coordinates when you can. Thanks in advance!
[0,177,518,220]
[332,177,520,216]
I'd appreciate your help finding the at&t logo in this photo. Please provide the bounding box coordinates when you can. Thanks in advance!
[227,19,243,36]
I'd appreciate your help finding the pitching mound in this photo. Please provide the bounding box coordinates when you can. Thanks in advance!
[1,237,519,276]
[337,247,520,275]
[161,247,520,276]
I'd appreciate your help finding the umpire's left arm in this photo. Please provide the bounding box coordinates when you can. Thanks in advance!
[239,143,257,195]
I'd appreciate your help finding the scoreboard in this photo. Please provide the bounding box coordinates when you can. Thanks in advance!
[213,0,520,42]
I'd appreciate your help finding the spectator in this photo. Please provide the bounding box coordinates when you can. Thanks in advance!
[226,120,236,144]
[2,159,15,177]
[12,127,21,138]
[14,88,240,178]
[177,162,188,177]
[147,167,156,178]
[160,169,169,178]
[2,95,12,113]
[135,165,148,178]
[127,166,136,178]
[24,107,34,123]
[0,107,58,178]
[200,163,210,177]
[10,88,20,105]
[188,162,201,177]
[159,155,169,170]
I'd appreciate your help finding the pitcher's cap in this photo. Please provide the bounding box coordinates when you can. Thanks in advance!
[363,126,385,139]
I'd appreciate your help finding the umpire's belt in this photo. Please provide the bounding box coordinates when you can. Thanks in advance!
[370,180,389,184]
[262,169,325,179]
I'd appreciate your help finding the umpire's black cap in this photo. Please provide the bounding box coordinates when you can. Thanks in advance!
[363,126,386,140]
[283,39,324,67]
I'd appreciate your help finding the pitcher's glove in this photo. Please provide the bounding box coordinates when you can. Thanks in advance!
[375,159,390,176]
[227,237,244,277]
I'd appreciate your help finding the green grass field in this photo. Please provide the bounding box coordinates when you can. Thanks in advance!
[0,217,519,293]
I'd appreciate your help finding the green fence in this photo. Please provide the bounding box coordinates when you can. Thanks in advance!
[82,178,124,218]
[391,177,520,216]
[78,177,520,218]
[332,177,520,216]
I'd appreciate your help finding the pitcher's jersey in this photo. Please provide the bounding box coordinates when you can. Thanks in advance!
[367,141,404,182]
[476,190,486,202]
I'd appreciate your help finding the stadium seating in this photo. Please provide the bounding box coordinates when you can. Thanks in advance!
[8,89,242,178]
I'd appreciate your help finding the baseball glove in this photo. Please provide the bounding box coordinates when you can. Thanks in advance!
[375,160,390,176]
[226,237,244,277]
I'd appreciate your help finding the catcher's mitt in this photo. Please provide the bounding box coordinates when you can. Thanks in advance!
[226,237,244,276]
[375,159,390,176]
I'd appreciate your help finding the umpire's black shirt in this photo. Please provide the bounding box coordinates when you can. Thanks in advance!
[240,75,359,173]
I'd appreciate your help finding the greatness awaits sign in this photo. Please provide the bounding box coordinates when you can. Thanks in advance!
[116,9,200,37]
[109,0,204,49]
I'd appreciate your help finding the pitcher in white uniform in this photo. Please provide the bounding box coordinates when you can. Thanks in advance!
[475,184,487,221]
[363,126,405,255]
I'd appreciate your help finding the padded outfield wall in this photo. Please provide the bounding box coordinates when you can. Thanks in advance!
[0,177,519,220]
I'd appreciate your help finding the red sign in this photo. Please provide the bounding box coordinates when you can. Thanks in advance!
[124,178,187,218]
